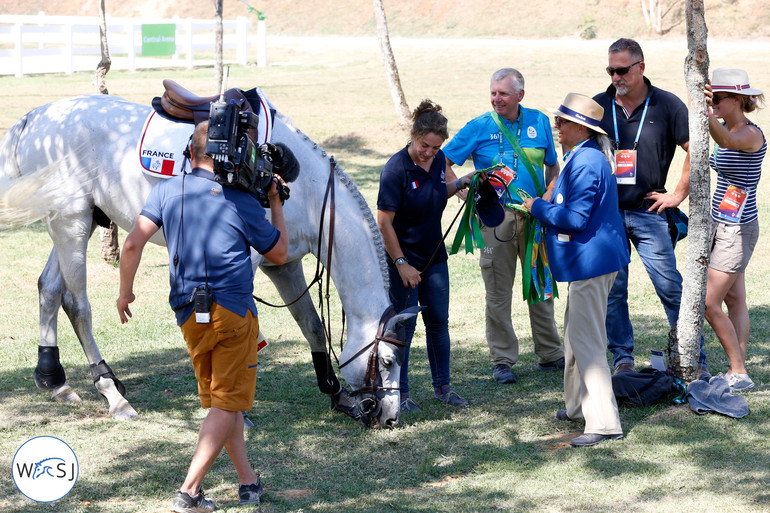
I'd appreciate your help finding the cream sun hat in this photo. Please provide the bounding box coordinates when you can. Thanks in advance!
[548,93,607,135]
[711,68,763,96]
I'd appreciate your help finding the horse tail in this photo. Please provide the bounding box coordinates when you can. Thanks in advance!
[0,113,27,181]
[0,112,92,228]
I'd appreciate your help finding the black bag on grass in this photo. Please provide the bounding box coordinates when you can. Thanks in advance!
[612,368,673,406]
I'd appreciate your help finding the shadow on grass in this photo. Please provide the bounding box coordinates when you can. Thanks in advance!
[2,303,769,512]
[318,132,391,191]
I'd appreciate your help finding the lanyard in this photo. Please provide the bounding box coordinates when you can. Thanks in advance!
[612,96,650,151]
[497,117,522,172]
[491,111,544,196]
[562,139,589,167]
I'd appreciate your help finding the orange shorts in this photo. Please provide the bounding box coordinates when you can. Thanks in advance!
[180,303,259,411]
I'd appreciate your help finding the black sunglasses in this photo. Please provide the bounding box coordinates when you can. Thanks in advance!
[712,93,736,105]
[606,61,642,77]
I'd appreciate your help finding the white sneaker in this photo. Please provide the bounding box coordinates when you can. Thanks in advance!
[726,372,755,392]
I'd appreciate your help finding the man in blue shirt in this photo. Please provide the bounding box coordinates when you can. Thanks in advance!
[117,121,288,512]
[444,68,564,384]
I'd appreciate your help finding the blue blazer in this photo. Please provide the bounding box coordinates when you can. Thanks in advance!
[531,138,630,283]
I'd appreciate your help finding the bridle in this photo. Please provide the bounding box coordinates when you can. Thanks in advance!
[253,155,405,423]
[338,305,408,423]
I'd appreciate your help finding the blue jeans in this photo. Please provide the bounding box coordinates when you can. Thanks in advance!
[606,208,707,368]
[388,260,451,397]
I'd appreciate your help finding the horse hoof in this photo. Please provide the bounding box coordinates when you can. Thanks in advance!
[95,376,139,420]
[110,403,139,421]
[51,385,82,403]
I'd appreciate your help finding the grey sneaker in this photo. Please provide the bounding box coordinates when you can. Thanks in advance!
[171,489,216,513]
[492,364,517,384]
[726,372,755,392]
[239,477,263,506]
[399,397,422,413]
[435,390,469,407]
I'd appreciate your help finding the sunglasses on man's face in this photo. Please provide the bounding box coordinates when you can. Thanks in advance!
[711,93,736,105]
[606,61,642,77]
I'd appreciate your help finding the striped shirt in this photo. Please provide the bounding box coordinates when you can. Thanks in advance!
[709,122,765,224]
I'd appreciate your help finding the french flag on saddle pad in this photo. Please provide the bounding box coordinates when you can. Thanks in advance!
[140,150,176,176]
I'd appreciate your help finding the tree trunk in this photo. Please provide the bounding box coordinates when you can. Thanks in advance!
[94,0,110,95]
[641,0,685,35]
[94,0,120,264]
[669,0,709,381]
[214,0,224,90]
[372,0,410,128]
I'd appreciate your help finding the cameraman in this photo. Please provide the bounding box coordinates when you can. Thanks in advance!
[117,120,287,512]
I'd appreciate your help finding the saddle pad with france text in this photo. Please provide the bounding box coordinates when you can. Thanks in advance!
[137,87,275,179]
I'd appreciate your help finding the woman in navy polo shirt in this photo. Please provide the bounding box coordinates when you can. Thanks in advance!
[377,100,475,412]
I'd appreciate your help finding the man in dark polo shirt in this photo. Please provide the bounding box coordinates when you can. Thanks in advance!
[593,38,706,375]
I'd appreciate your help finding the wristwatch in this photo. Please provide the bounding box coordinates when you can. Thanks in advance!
[395,257,407,266]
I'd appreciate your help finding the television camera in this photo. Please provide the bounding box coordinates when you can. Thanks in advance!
[204,94,297,206]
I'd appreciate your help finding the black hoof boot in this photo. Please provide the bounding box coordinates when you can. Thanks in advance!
[330,387,361,420]
[34,346,67,390]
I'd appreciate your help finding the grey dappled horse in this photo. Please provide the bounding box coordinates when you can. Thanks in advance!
[0,91,412,428]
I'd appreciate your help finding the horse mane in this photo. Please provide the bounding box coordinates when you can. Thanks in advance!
[277,112,390,291]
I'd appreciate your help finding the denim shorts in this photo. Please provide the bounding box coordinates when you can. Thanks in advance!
[709,219,759,273]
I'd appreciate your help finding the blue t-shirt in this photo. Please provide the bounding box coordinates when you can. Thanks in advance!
[443,107,558,198]
[140,168,280,325]
[377,146,448,269]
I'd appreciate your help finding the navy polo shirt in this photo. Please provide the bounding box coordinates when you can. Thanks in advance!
[377,146,449,269]
[140,168,280,325]
[593,77,689,210]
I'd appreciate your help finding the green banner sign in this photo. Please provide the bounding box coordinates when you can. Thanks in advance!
[141,24,176,56]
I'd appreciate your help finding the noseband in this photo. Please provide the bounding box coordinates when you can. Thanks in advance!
[339,306,407,415]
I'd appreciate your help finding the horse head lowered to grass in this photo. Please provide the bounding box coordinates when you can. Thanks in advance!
[0,84,414,428]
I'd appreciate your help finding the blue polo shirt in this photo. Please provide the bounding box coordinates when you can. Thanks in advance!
[377,146,448,269]
[443,107,558,198]
[140,168,280,325]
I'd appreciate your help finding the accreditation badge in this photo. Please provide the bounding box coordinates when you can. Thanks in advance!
[716,185,748,223]
[615,149,637,184]
[490,165,517,197]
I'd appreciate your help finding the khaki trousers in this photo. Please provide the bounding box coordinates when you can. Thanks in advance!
[479,208,563,366]
[563,273,622,435]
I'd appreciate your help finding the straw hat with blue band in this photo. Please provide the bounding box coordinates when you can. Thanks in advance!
[548,93,607,135]
[711,68,763,96]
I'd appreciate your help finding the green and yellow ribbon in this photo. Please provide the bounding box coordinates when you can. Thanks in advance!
[450,170,557,305]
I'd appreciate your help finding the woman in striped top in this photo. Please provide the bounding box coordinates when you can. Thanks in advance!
[704,68,765,392]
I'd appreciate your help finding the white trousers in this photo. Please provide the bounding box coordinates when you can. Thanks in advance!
[563,272,623,435]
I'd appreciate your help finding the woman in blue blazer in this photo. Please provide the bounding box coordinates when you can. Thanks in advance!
[523,93,630,447]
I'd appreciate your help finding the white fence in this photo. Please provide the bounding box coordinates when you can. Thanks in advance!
[0,14,268,77]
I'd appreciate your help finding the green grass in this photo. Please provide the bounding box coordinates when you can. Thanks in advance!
[2,37,770,512]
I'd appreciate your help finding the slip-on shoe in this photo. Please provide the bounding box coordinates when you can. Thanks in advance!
[570,433,623,447]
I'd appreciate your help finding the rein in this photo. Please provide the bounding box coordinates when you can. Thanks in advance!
[253,156,346,353]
